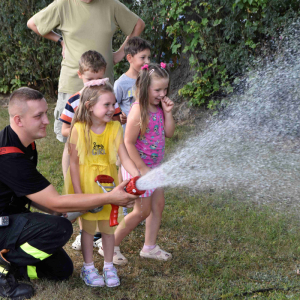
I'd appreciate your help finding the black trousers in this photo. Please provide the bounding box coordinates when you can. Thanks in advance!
[0,212,73,280]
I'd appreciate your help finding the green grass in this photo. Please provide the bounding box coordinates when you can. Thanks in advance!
[1,105,300,299]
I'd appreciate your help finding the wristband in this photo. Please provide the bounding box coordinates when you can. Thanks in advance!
[57,36,63,46]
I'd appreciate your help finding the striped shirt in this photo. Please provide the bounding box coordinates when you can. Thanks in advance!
[59,92,121,125]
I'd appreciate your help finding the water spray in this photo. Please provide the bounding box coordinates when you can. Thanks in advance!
[134,22,300,208]
[65,175,145,224]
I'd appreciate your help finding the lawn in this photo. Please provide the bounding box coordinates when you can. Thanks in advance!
[1,104,300,299]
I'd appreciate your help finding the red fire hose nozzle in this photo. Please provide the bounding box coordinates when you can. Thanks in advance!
[124,176,146,196]
[93,175,145,227]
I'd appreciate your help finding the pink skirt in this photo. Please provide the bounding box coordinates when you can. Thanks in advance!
[121,166,155,197]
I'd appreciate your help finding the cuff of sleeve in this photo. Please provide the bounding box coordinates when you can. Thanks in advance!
[122,15,139,36]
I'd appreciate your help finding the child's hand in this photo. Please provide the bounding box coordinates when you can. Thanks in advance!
[161,97,174,113]
[120,112,127,124]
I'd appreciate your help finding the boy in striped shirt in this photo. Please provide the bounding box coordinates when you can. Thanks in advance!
[60,51,121,140]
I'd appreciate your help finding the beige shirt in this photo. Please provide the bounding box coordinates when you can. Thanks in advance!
[33,0,139,94]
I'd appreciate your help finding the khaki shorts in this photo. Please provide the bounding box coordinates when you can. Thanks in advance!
[54,92,73,143]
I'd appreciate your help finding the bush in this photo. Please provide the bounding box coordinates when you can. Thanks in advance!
[0,0,61,98]
[161,0,300,108]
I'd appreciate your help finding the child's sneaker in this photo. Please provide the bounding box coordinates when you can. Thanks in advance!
[72,234,81,251]
[93,238,102,248]
[80,266,105,287]
[103,266,120,287]
[93,232,102,247]
[72,234,101,250]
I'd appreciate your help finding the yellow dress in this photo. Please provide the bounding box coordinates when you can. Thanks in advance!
[64,121,123,235]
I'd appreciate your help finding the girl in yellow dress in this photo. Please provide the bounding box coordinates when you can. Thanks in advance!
[64,78,140,288]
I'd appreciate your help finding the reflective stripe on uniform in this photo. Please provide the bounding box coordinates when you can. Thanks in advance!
[0,266,8,275]
[27,265,38,279]
[20,243,51,260]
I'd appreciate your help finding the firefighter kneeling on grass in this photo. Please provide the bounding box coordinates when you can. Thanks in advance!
[0,87,137,299]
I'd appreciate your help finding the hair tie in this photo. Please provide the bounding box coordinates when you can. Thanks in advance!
[160,62,169,75]
[141,64,149,71]
[84,78,109,87]
[160,62,167,69]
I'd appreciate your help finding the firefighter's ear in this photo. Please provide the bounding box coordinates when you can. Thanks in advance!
[13,115,23,127]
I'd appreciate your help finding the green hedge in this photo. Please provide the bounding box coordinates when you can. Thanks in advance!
[0,0,61,97]
[161,0,300,108]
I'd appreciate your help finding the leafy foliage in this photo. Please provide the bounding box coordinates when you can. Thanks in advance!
[0,0,61,97]
[161,0,299,107]
[0,0,299,108]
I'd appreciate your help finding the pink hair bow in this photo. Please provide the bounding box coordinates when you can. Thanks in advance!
[84,78,109,87]
[141,64,149,70]
[160,62,167,69]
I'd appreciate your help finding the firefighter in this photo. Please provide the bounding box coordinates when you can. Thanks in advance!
[0,87,137,299]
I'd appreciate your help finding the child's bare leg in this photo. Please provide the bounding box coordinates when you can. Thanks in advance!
[144,188,165,246]
[62,143,69,179]
[101,233,115,262]
[141,189,171,260]
[114,196,152,246]
[81,230,94,263]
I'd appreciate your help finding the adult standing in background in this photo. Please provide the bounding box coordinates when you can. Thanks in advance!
[27,0,145,177]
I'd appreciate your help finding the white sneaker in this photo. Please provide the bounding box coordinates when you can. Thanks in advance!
[72,234,82,251]
[93,238,102,248]
[72,234,101,250]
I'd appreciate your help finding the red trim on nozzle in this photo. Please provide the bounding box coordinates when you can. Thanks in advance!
[124,176,146,195]
[94,175,115,184]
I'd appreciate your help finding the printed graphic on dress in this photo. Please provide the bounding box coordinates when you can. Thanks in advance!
[92,142,106,155]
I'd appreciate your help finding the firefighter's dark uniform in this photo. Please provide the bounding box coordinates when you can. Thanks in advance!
[0,125,73,281]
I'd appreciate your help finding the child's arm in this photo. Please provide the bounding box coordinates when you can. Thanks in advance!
[118,142,140,178]
[161,96,175,138]
[124,104,151,176]
[69,128,82,194]
[61,123,71,137]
